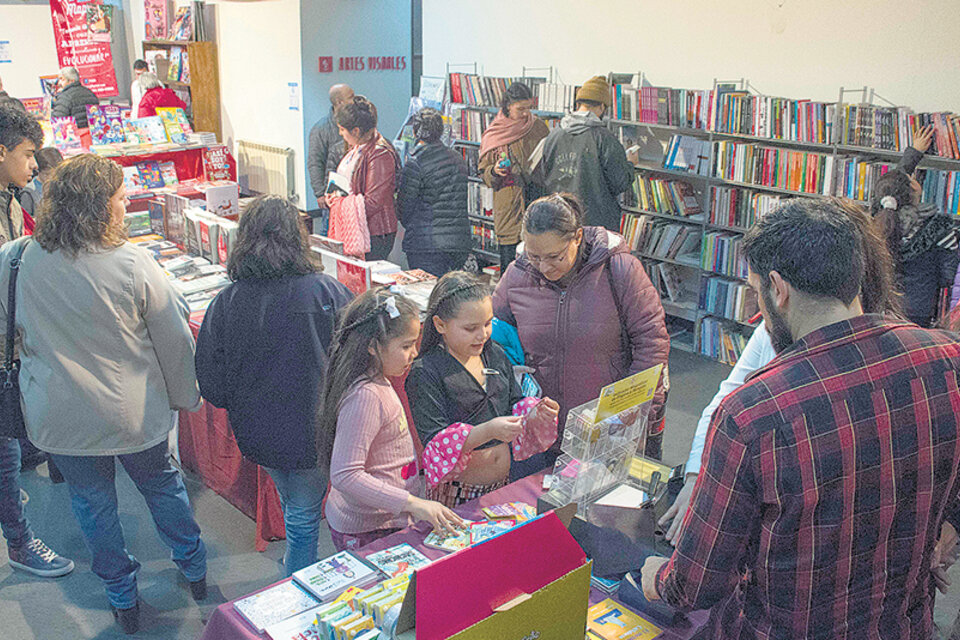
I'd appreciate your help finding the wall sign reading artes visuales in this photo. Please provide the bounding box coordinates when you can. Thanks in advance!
[318,56,408,73]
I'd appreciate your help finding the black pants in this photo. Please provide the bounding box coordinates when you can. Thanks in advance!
[499,243,518,274]
[366,233,396,262]
[407,251,469,277]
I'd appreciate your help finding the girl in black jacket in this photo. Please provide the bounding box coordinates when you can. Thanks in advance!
[397,108,471,276]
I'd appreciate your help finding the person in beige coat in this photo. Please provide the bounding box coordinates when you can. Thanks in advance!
[0,155,207,634]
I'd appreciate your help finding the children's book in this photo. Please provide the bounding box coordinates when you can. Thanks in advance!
[133,116,169,144]
[180,49,191,84]
[86,105,108,145]
[167,47,183,83]
[202,144,233,181]
[292,551,379,603]
[469,519,517,544]
[122,166,144,194]
[144,0,168,40]
[480,502,537,522]
[156,107,189,143]
[586,598,662,640]
[171,6,192,40]
[263,604,325,640]
[123,119,144,144]
[51,117,84,155]
[159,161,179,186]
[423,523,473,553]
[137,161,165,189]
[364,543,432,579]
[232,580,320,634]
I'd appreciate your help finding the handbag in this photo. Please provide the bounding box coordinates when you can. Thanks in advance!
[0,240,28,439]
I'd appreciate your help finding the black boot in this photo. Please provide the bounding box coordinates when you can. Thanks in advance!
[111,602,140,635]
[189,577,207,601]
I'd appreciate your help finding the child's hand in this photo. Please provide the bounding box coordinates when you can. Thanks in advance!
[406,496,465,534]
[533,397,560,423]
[486,415,523,442]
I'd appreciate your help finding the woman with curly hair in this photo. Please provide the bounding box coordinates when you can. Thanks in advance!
[0,154,207,633]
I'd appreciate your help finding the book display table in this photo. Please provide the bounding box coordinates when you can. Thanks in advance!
[110,145,237,184]
[197,473,708,640]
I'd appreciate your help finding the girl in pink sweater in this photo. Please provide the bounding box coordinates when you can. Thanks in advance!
[318,288,464,551]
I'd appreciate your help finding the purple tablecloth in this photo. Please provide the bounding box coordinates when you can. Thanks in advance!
[198,473,707,640]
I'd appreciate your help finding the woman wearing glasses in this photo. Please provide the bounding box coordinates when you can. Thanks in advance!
[492,193,670,474]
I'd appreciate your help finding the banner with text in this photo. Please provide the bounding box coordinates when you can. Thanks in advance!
[49,0,118,98]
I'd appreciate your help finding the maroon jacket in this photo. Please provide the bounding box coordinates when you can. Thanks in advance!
[137,87,188,118]
[492,226,669,428]
[351,132,400,237]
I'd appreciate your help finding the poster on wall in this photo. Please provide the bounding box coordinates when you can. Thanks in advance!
[48,0,119,97]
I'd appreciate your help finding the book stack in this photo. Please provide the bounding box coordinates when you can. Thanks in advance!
[457,107,494,143]
[709,186,783,230]
[701,231,749,279]
[713,92,837,144]
[712,141,835,195]
[535,82,579,114]
[833,156,896,202]
[293,551,379,603]
[232,581,320,635]
[468,181,494,219]
[698,317,751,366]
[625,174,702,218]
[363,544,431,580]
[663,135,711,175]
[699,276,758,323]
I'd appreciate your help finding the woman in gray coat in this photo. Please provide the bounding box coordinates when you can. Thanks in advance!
[0,155,206,634]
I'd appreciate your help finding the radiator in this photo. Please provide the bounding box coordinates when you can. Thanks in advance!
[236,139,296,203]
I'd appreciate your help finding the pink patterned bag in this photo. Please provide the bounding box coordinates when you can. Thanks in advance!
[328,194,370,258]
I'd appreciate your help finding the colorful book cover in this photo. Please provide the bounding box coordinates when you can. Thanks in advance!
[469,519,517,544]
[202,145,233,181]
[292,551,379,603]
[19,97,47,119]
[262,604,325,640]
[159,161,179,186]
[102,105,125,143]
[586,598,662,640]
[144,0,168,40]
[137,161,165,189]
[180,49,191,84]
[51,117,84,155]
[363,543,432,579]
[423,522,473,553]
[122,166,144,194]
[232,581,320,634]
[480,502,537,522]
[171,6,192,40]
[86,105,108,145]
[167,47,182,83]
[133,116,169,143]
[147,199,166,236]
[123,119,144,144]
[156,107,188,143]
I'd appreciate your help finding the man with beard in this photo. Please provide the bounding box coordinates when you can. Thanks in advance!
[640,198,960,640]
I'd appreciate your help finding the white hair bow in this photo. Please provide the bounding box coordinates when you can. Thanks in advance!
[880,195,899,211]
[383,296,400,319]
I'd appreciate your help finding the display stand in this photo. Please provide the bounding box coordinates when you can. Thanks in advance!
[142,40,222,141]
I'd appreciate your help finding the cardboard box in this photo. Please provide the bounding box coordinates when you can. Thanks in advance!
[395,509,591,640]
[198,181,240,219]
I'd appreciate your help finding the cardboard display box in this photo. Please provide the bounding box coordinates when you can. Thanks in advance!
[395,509,591,640]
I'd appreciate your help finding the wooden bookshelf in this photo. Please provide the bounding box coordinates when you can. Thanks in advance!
[142,40,222,142]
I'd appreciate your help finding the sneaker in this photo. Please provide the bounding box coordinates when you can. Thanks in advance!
[8,537,75,578]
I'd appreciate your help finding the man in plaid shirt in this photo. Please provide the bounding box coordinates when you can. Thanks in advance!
[642,199,960,639]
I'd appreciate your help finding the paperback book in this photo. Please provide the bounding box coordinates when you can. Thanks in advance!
[232,580,320,634]
[423,523,472,553]
[137,161,165,189]
[586,598,661,640]
[51,117,84,155]
[86,105,125,145]
[159,161,179,186]
[171,6,192,40]
[292,551,379,602]
[144,0,168,40]
[122,166,144,194]
[480,502,537,522]
[263,605,324,640]
[133,116,169,144]
[364,543,432,579]
[469,519,517,544]
[203,145,233,181]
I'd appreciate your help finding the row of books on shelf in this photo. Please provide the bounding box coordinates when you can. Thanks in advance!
[643,260,689,304]
[709,186,784,230]
[607,77,960,160]
[699,317,751,366]
[711,139,836,195]
[624,174,702,218]
[702,231,749,279]
[457,145,479,175]
[699,276,758,324]
[446,73,577,114]
[662,134,711,175]
[165,46,191,84]
[48,105,210,157]
[471,224,499,253]
[833,157,895,202]
[921,169,960,216]
[620,214,700,262]
[144,0,193,41]
[456,107,494,143]
[468,181,494,219]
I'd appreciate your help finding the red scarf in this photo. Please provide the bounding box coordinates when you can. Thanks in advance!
[479,112,537,160]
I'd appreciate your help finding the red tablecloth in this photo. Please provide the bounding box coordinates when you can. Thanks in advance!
[198,474,708,640]
[179,315,418,552]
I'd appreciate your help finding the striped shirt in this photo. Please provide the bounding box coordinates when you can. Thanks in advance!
[657,314,960,640]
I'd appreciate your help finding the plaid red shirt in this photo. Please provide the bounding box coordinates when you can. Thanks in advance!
[657,314,960,640]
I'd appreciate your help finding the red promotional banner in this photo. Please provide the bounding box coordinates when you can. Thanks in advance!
[49,0,118,97]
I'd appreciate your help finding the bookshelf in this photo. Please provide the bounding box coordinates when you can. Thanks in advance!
[142,40,222,142]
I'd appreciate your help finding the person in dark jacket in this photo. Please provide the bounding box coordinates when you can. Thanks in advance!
[397,108,470,276]
[50,67,98,129]
[872,125,960,327]
[195,195,352,576]
[537,76,634,232]
[493,193,670,468]
[307,83,354,233]
[136,72,188,118]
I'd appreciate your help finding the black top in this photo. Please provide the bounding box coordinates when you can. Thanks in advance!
[195,273,353,469]
[405,341,522,450]
[397,142,471,254]
[50,82,99,129]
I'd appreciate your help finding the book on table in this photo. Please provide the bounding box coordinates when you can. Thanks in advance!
[232,580,320,634]
[363,543,432,579]
[292,551,379,602]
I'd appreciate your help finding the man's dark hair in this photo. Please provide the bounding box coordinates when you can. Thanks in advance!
[412,107,444,144]
[0,104,42,151]
[500,81,534,117]
[36,147,64,173]
[575,98,603,109]
[133,59,149,72]
[742,198,864,306]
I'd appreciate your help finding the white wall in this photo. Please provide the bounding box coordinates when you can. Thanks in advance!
[423,0,960,113]
[0,2,60,99]
[215,0,306,204]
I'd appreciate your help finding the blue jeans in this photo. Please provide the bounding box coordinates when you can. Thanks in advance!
[264,466,326,576]
[0,437,31,548]
[51,442,206,609]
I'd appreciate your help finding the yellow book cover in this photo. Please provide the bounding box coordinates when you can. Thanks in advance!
[587,599,662,640]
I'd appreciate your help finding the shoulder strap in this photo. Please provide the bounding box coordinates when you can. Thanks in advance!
[605,257,630,356]
[5,240,28,369]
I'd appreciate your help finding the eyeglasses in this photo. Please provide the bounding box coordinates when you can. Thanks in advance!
[527,239,574,267]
